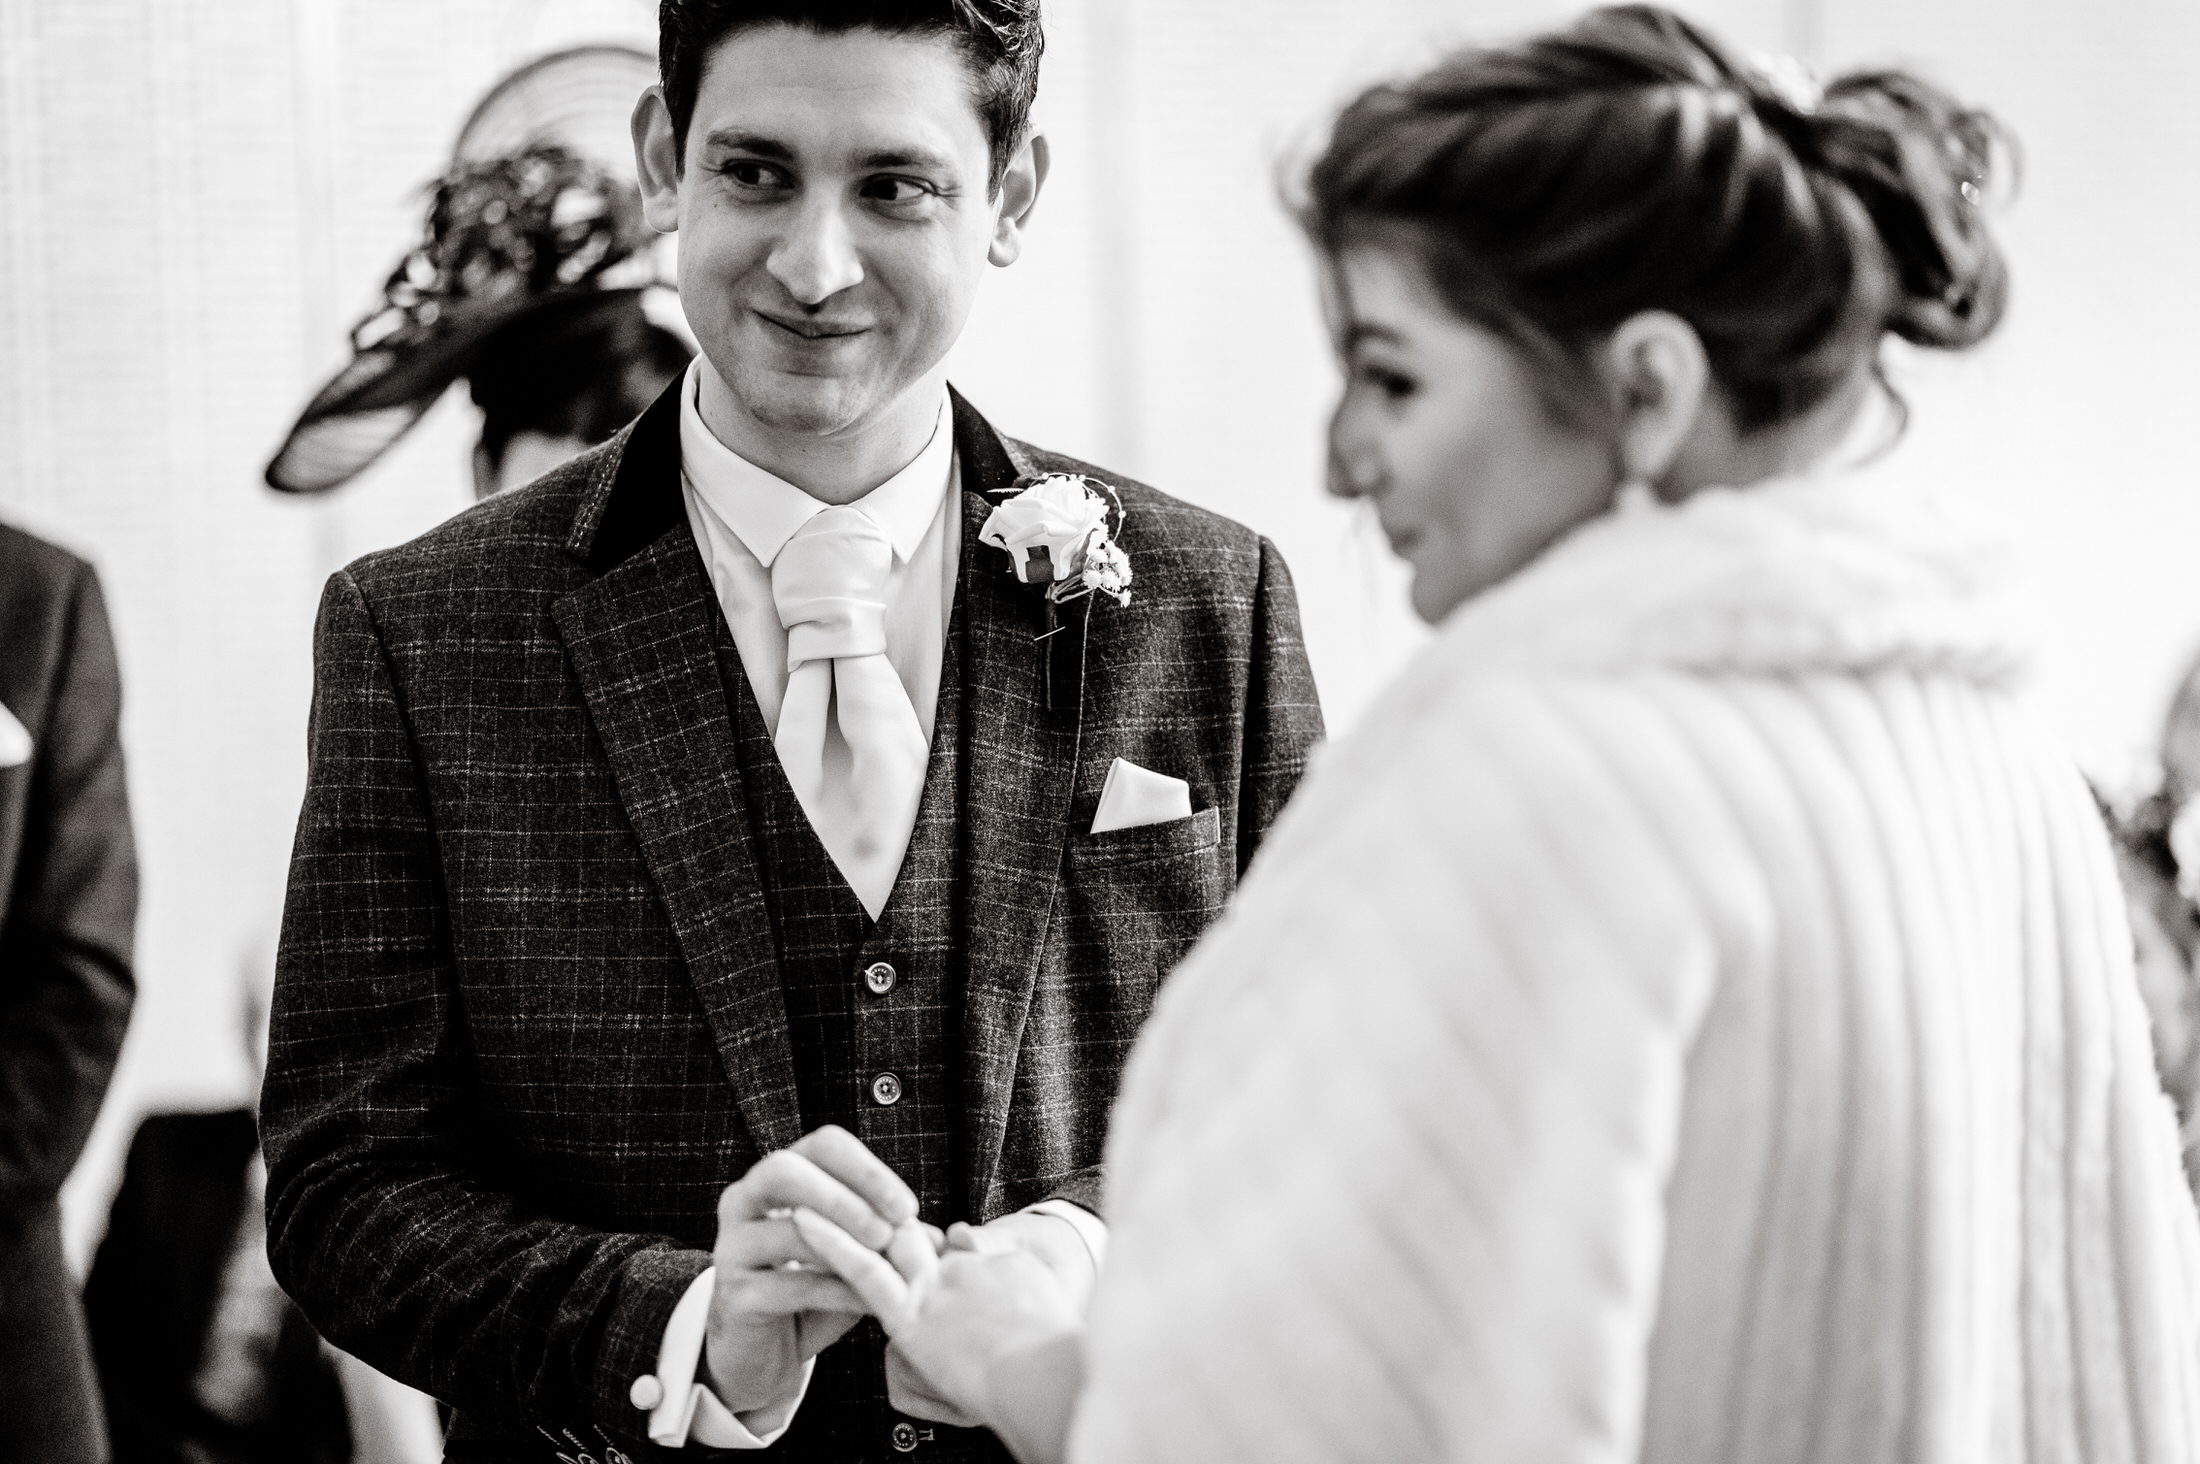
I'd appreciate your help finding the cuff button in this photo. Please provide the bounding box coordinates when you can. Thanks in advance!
[630,1374,665,1411]
[892,1420,921,1452]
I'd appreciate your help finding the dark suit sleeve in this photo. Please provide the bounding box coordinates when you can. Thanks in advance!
[261,570,706,1445]
[1236,535,1324,874]
[0,562,135,1204]
[1043,1174,1105,1217]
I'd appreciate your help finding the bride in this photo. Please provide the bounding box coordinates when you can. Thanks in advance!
[797,6,2200,1460]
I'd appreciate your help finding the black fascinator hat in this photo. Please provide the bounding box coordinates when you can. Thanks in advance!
[266,46,667,494]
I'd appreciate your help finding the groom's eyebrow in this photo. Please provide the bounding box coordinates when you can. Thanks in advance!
[858,145,957,174]
[702,129,795,160]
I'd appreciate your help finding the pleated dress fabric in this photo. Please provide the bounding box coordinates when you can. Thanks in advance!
[1072,475,2200,1464]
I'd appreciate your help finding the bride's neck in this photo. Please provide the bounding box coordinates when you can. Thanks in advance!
[1656,367,1879,502]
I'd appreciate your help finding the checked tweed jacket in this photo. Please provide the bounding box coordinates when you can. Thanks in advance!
[261,381,1322,1463]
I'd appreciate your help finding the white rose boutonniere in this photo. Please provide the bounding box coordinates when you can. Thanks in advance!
[980,473,1133,608]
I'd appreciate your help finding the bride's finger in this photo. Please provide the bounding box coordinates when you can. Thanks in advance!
[943,1221,1005,1255]
[887,1218,941,1290]
[793,1206,914,1330]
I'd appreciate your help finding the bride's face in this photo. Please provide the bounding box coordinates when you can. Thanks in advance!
[1323,246,1614,623]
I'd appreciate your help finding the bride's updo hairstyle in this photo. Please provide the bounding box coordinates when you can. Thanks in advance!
[1301,3,2009,434]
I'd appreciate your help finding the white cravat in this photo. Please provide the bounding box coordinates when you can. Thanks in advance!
[676,356,958,914]
[770,507,929,915]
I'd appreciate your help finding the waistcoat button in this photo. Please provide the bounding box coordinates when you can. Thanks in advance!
[871,1072,904,1107]
[891,1421,920,1452]
[864,961,898,995]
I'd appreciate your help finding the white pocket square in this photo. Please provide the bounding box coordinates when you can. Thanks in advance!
[1089,757,1193,834]
[0,701,28,769]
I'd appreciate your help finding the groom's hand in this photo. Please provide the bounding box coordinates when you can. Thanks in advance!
[706,1126,918,1414]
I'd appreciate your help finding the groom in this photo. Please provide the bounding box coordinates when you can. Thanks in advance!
[260,3,1320,1461]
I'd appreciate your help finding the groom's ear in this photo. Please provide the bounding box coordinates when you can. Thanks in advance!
[633,85,685,235]
[988,132,1050,269]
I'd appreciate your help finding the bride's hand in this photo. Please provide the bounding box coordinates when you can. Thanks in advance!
[791,1209,1080,1429]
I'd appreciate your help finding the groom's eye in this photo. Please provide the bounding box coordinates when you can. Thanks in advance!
[720,159,793,191]
[861,175,937,206]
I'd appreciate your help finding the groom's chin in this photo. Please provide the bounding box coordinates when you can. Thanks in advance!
[733,373,876,439]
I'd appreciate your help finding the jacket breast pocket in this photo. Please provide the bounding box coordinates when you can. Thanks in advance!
[1004,808,1232,1192]
[1060,805,1229,990]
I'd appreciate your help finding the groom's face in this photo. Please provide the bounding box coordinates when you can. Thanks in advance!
[653,24,1015,440]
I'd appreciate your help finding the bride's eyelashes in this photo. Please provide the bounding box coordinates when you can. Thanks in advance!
[1353,360,1419,402]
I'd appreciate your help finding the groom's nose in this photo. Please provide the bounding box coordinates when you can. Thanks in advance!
[767,196,866,306]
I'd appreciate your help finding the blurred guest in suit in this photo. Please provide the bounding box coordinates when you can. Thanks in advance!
[0,519,136,1464]
[793,8,2200,1462]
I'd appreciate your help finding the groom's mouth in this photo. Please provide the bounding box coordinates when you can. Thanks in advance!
[755,309,870,342]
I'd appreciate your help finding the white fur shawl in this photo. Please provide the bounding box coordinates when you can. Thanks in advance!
[1433,474,2027,685]
[1074,472,2200,1464]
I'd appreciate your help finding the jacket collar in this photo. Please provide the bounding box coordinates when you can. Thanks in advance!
[565,374,684,573]
[566,376,1031,575]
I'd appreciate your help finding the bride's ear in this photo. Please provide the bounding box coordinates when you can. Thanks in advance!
[1598,311,1711,490]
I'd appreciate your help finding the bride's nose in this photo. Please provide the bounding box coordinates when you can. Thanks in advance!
[1327,421,1384,501]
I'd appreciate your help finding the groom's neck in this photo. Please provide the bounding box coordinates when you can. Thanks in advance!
[697,358,947,506]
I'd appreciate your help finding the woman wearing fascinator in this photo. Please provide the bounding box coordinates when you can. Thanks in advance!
[265,46,691,501]
[790,6,2200,1461]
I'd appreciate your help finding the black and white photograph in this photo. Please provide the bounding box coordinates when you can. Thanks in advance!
[4,1,2199,1460]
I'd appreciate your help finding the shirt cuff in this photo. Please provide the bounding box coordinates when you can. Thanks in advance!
[640,1266,815,1448]
[1023,1200,1108,1273]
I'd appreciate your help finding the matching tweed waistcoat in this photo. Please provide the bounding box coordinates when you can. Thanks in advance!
[719,601,1013,1464]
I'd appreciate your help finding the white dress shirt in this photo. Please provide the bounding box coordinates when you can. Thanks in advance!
[648,357,1107,1448]
[678,357,960,748]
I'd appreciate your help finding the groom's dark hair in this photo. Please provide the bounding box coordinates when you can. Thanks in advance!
[658,0,1044,191]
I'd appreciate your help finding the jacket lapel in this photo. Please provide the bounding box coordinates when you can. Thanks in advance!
[551,383,805,1157]
[951,389,1089,1216]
